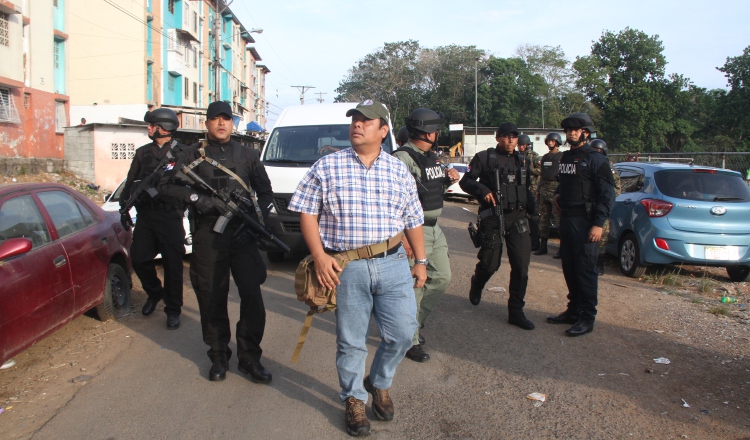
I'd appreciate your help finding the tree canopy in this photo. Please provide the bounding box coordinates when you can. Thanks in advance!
[335,36,749,153]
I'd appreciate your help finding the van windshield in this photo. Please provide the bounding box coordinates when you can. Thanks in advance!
[262,125,394,163]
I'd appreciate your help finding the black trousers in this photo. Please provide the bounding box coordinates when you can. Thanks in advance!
[190,218,267,363]
[474,215,531,313]
[130,208,185,316]
[559,215,599,322]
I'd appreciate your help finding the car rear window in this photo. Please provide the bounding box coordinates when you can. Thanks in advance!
[654,170,750,202]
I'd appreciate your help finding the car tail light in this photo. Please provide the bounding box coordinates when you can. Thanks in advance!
[693,169,716,174]
[655,238,670,250]
[640,199,673,217]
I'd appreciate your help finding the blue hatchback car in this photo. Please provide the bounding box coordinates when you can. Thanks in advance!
[606,162,750,281]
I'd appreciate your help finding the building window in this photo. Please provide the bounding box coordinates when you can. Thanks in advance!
[185,77,189,99]
[168,75,174,91]
[168,0,175,14]
[193,11,197,33]
[54,101,66,133]
[24,93,30,108]
[54,40,60,69]
[0,88,21,123]
[111,143,136,160]
[0,12,9,47]
[193,82,197,104]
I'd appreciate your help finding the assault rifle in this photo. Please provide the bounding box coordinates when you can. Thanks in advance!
[493,168,505,237]
[119,141,179,216]
[180,165,291,253]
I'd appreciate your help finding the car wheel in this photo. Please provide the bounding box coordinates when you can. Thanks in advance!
[726,265,750,282]
[619,233,646,278]
[267,251,285,263]
[96,264,131,321]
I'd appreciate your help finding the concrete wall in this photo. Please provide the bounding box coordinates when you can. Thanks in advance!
[64,124,148,191]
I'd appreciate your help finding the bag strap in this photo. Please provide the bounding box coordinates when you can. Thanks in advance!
[291,311,315,363]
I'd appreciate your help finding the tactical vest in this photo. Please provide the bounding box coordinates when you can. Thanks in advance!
[395,146,444,211]
[540,151,563,181]
[480,149,527,211]
[190,141,254,199]
[557,148,594,206]
[135,141,180,208]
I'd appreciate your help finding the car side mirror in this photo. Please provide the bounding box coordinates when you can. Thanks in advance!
[0,237,33,261]
[104,193,112,202]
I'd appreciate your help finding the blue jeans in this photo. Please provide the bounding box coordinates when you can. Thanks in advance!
[335,246,417,403]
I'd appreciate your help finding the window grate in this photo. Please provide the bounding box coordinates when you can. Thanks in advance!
[24,93,30,109]
[0,88,21,123]
[0,12,9,47]
[110,143,136,160]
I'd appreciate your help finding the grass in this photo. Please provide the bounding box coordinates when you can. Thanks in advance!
[644,266,683,287]
[708,305,732,316]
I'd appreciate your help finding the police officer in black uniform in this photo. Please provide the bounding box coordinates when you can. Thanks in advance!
[120,108,186,330]
[535,132,565,257]
[548,113,615,336]
[159,101,275,383]
[459,122,536,330]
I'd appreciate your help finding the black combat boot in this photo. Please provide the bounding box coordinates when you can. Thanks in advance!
[533,239,548,255]
[469,275,483,306]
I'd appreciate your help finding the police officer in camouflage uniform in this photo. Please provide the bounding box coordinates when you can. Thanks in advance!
[518,134,541,251]
[120,108,187,330]
[548,113,614,337]
[591,139,620,275]
[460,122,536,330]
[534,132,564,257]
[393,108,460,362]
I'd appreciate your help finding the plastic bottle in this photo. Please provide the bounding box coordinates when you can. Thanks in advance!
[721,295,737,304]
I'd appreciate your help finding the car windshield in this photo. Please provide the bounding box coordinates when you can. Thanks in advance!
[654,169,750,202]
[262,125,394,164]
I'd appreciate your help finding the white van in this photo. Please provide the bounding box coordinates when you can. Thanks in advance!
[260,103,397,262]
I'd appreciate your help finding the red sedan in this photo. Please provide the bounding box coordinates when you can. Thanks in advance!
[0,183,133,364]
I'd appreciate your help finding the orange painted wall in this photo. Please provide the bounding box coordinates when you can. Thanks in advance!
[0,81,68,159]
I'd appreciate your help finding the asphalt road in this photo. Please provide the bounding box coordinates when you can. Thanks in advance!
[19,199,750,439]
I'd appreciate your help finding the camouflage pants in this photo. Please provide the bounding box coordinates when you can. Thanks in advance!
[598,219,611,255]
[537,181,559,239]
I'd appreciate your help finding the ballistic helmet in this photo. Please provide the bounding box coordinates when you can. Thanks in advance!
[545,132,562,146]
[590,139,608,156]
[144,108,179,132]
[405,108,445,134]
[560,112,595,133]
[396,126,409,145]
[518,134,532,146]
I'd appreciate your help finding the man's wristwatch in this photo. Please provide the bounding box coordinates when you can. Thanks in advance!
[414,258,428,266]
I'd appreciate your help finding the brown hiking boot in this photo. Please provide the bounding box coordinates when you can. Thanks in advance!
[364,375,394,421]
[344,396,371,436]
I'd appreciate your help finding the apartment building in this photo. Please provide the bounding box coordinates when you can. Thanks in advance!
[69,0,269,134]
[0,0,69,160]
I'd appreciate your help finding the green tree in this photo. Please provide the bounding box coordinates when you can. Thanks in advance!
[716,46,750,150]
[515,44,575,127]
[334,40,423,126]
[479,56,546,127]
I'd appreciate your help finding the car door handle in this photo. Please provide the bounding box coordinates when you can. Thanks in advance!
[53,256,67,267]
[101,237,108,245]
[623,199,633,205]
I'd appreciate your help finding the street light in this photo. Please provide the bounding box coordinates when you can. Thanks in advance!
[249,28,263,34]
[475,56,480,154]
[540,97,545,129]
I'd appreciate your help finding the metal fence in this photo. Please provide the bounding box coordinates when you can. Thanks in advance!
[609,152,750,179]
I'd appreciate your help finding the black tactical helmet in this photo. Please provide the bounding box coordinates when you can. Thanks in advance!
[396,126,409,145]
[518,134,531,146]
[405,108,445,134]
[560,112,595,133]
[545,132,562,146]
[590,139,608,156]
[144,108,179,132]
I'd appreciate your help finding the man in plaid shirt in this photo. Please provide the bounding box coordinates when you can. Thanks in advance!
[289,100,427,437]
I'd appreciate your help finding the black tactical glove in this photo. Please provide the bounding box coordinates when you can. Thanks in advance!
[120,212,134,231]
[187,193,216,215]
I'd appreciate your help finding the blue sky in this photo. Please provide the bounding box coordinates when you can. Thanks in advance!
[231,0,750,127]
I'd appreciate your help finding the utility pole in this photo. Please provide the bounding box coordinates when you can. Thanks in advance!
[314,92,327,103]
[291,85,315,105]
[214,0,233,103]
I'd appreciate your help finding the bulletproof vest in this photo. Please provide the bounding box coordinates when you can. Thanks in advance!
[557,148,594,206]
[540,151,563,181]
[135,141,179,207]
[480,149,527,211]
[395,146,444,211]
[193,141,252,199]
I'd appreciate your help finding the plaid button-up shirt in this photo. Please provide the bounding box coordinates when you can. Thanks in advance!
[289,147,424,252]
